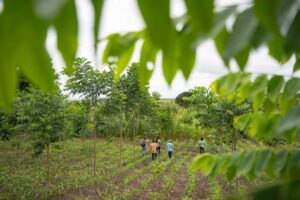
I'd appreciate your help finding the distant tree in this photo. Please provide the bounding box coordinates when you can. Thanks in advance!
[16,85,66,192]
[64,57,114,176]
[187,87,251,151]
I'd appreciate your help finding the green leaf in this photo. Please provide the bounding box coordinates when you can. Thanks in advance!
[137,0,178,84]
[268,35,292,64]
[277,0,300,36]
[236,151,257,176]
[255,149,273,177]
[116,41,136,78]
[272,150,289,177]
[137,0,174,51]
[224,8,258,61]
[234,113,252,131]
[0,59,17,111]
[276,105,300,136]
[218,73,242,96]
[251,25,272,49]
[162,45,179,85]
[210,155,231,177]
[191,154,216,175]
[250,75,268,111]
[281,78,300,114]
[253,179,300,200]
[267,76,284,104]
[178,31,197,79]
[91,0,104,50]
[254,0,281,36]
[210,5,237,37]
[293,54,300,73]
[235,47,250,71]
[285,151,300,179]
[226,152,241,180]
[0,0,56,111]
[184,0,214,33]
[214,27,230,67]
[102,32,139,78]
[54,0,78,69]
[285,11,300,52]
[138,37,158,87]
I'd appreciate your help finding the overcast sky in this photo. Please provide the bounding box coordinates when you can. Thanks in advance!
[46,0,297,98]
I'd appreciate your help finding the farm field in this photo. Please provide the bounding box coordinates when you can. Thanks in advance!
[0,138,253,200]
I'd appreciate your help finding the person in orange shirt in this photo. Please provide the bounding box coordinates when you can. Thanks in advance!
[149,139,158,160]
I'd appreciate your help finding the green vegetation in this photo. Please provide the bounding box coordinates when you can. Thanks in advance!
[1,0,300,199]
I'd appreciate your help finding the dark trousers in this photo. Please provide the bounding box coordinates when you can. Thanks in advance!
[168,151,173,158]
[200,147,205,154]
[157,146,161,155]
[152,153,157,160]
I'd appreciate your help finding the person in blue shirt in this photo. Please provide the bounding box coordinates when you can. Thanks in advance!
[198,137,206,154]
[166,140,174,158]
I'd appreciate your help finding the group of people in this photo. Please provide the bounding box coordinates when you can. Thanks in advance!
[140,137,206,161]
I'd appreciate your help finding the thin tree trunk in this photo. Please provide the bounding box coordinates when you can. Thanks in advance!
[93,103,96,176]
[46,144,50,193]
[133,120,136,159]
[120,113,123,168]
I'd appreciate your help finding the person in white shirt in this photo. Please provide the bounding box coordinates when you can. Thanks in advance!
[166,140,174,158]
[198,137,206,154]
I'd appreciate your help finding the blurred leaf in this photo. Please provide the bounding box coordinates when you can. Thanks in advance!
[224,8,258,61]
[210,5,237,37]
[0,0,55,111]
[91,0,104,50]
[214,27,230,67]
[267,76,284,104]
[254,0,281,36]
[137,0,174,51]
[268,35,292,63]
[138,37,158,87]
[281,78,300,113]
[102,32,139,78]
[185,0,214,33]
[251,25,272,49]
[253,179,300,200]
[137,0,178,84]
[0,60,17,111]
[255,149,273,177]
[218,73,242,96]
[191,154,216,175]
[285,151,300,179]
[210,155,231,177]
[277,0,300,36]
[272,150,289,177]
[116,42,135,78]
[178,31,197,79]
[276,105,300,136]
[162,46,179,85]
[234,113,252,131]
[235,47,250,71]
[250,75,268,111]
[293,54,300,73]
[237,151,257,176]
[285,11,300,52]
[54,0,78,69]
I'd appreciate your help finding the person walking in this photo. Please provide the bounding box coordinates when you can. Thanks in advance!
[166,140,174,158]
[199,137,206,154]
[149,139,158,160]
[156,137,161,155]
[141,138,147,156]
